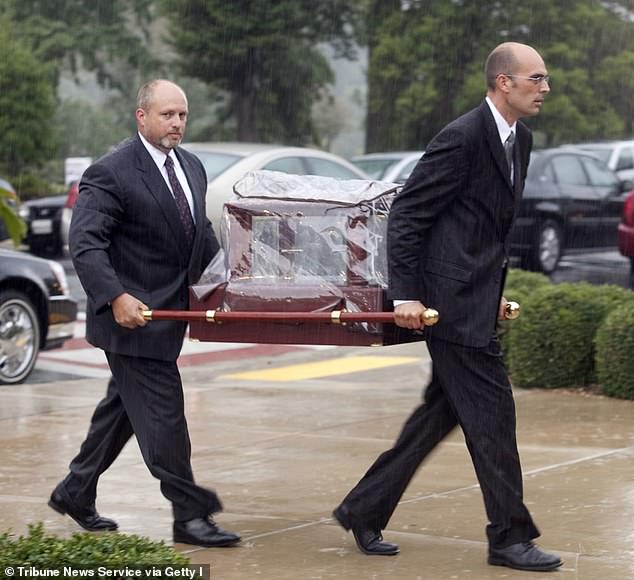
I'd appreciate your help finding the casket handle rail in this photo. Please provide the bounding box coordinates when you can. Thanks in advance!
[141,308,441,326]
[141,302,520,326]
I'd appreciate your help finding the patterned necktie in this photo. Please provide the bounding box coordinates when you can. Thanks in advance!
[504,131,515,180]
[164,155,195,246]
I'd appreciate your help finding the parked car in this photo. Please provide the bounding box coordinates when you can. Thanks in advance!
[0,249,77,384]
[617,190,634,273]
[350,151,425,183]
[60,180,79,253]
[180,142,369,229]
[571,140,634,183]
[510,147,633,274]
[18,195,66,257]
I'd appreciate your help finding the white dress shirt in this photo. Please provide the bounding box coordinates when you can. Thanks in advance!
[138,132,196,222]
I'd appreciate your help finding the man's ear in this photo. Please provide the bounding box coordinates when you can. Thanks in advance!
[496,74,512,94]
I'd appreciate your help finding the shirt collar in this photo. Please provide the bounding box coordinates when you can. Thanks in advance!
[138,132,176,169]
[485,97,516,144]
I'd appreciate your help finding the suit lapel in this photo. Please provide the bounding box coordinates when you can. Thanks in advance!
[481,102,514,192]
[134,137,191,255]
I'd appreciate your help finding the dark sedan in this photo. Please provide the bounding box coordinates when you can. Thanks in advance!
[0,249,77,384]
[18,194,66,257]
[510,147,632,274]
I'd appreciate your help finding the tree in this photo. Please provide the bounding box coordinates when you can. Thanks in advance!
[1,0,158,93]
[0,1,167,167]
[0,26,57,176]
[363,0,634,152]
[160,0,361,144]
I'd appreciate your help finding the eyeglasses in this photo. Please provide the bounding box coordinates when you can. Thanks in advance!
[502,73,550,85]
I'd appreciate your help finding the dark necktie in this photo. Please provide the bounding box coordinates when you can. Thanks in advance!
[504,131,515,180]
[165,155,195,246]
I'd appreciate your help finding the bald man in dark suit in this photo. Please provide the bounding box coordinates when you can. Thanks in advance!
[333,43,562,572]
[49,80,240,549]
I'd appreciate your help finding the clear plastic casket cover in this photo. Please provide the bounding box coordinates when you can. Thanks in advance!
[192,170,400,320]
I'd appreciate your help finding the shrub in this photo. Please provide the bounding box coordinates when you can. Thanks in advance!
[503,269,551,301]
[0,523,190,570]
[499,268,552,360]
[595,299,634,400]
[507,282,630,389]
[12,173,57,201]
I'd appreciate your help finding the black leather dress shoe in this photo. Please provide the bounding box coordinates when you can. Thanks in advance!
[488,542,562,571]
[173,517,241,548]
[332,505,399,556]
[48,489,118,532]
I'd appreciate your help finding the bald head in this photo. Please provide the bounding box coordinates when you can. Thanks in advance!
[485,42,544,90]
[136,79,187,111]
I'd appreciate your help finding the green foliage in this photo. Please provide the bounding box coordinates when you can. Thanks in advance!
[596,50,634,135]
[503,269,552,302]
[0,523,190,569]
[12,174,55,201]
[499,268,552,357]
[159,0,361,144]
[0,26,57,176]
[0,186,26,246]
[1,0,161,165]
[54,99,131,160]
[364,0,634,151]
[3,0,157,92]
[595,299,634,400]
[507,283,629,389]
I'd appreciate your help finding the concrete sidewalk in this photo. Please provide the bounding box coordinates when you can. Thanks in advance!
[1,341,633,579]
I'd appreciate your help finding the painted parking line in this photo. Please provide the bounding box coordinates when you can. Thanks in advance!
[224,355,420,382]
[35,321,333,378]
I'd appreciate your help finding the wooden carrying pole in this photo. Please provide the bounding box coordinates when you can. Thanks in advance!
[141,302,521,325]
[141,308,441,326]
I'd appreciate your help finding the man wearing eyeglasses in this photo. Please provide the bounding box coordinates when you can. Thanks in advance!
[333,43,561,572]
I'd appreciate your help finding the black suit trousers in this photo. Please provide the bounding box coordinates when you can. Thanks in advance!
[338,335,540,548]
[60,352,221,522]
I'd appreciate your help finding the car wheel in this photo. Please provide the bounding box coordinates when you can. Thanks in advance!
[523,220,562,274]
[0,290,41,384]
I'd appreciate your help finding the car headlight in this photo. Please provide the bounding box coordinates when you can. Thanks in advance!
[18,205,30,219]
[47,259,70,296]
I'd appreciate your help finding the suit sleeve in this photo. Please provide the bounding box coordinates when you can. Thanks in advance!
[69,163,126,313]
[387,126,469,300]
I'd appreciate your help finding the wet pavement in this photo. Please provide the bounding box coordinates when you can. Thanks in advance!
[1,340,633,579]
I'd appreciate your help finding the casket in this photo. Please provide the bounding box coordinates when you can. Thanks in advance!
[188,170,425,346]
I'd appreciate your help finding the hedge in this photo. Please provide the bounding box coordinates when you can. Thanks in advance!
[506,282,630,389]
[595,299,634,400]
[499,269,552,357]
[503,269,552,300]
[0,524,191,573]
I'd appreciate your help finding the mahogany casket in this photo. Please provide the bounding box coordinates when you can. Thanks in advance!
[188,170,423,346]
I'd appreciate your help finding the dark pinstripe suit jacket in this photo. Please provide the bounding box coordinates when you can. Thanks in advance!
[387,101,532,347]
[70,135,220,360]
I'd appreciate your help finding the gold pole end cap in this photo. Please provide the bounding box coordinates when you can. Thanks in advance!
[422,308,439,326]
[505,301,521,320]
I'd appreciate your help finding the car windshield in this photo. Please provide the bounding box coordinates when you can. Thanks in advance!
[352,158,399,179]
[579,147,612,164]
[186,151,243,181]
